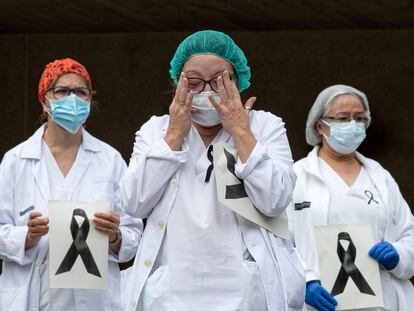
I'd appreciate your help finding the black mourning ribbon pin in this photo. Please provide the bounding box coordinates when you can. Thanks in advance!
[224,148,248,199]
[364,190,379,205]
[55,208,102,277]
[330,232,375,296]
[205,144,214,183]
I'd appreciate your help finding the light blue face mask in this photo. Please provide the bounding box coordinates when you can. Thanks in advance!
[45,94,90,134]
[321,119,366,154]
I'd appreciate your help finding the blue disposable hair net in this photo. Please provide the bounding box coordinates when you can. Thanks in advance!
[169,30,251,93]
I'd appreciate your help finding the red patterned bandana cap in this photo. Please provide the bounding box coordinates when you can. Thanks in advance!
[38,58,92,103]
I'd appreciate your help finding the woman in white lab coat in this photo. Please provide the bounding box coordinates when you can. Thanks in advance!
[121,30,306,311]
[0,58,143,311]
[289,84,414,311]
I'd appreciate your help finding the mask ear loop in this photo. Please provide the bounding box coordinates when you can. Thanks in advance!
[319,118,331,141]
[320,118,331,127]
[40,95,53,123]
[42,97,52,113]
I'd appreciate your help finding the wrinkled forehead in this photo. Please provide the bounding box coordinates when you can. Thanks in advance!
[51,73,89,88]
[182,54,234,78]
[326,93,365,115]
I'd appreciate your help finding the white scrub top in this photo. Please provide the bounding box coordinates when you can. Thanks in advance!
[142,126,266,311]
[39,139,83,311]
[318,158,386,239]
[318,158,397,310]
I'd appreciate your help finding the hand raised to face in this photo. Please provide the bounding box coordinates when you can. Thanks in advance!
[208,70,256,138]
[165,72,195,151]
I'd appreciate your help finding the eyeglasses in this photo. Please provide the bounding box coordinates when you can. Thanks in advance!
[187,75,237,94]
[324,116,369,124]
[46,86,92,100]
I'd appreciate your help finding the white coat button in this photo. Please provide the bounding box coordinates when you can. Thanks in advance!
[31,308,38,311]
[35,260,42,267]
[170,178,178,187]
[130,300,137,310]
[158,220,165,230]
[144,259,152,268]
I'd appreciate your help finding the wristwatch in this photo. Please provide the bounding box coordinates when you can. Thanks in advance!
[109,229,122,244]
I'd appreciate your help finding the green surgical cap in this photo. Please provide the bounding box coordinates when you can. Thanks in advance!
[169,30,251,93]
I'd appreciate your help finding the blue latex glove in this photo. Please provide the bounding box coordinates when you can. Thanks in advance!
[369,241,400,270]
[306,280,337,311]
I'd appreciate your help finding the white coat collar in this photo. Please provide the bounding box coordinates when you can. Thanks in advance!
[21,124,101,204]
[21,124,101,160]
[300,146,323,180]
[299,146,390,229]
[302,146,385,181]
[301,145,388,207]
[161,115,232,147]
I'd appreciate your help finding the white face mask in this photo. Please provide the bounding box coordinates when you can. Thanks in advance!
[321,119,366,154]
[191,91,221,127]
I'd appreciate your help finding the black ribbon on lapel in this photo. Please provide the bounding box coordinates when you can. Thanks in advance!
[224,148,248,199]
[330,232,375,296]
[205,145,214,183]
[364,190,379,205]
[294,201,311,210]
[55,208,101,277]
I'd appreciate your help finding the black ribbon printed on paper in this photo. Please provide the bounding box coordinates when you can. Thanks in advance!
[55,208,102,277]
[205,144,214,183]
[330,232,375,296]
[224,148,248,199]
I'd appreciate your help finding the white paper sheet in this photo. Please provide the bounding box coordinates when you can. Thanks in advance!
[213,142,289,239]
[49,200,110,289]
[314,224,384,310]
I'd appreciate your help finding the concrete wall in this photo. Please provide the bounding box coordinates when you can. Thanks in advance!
[1,30,413,206]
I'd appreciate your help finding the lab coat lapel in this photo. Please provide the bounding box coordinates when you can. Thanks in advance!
[67,129,101,199]
[68,147,90,199]
[356,152,392,237]
[31,158,51,206]
[189,125,231,177]
[301,146,331,225]
[22,125,51,205]
[356,152,388,206]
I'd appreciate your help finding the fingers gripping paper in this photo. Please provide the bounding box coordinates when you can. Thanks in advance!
[49,201,110,289]
[315,224,384,310]
[213,142,288,239]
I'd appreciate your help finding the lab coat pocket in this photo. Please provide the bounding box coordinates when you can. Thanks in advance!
[0,286,27,311]
[274,240,306,308]
[142,265,172,311]
[120,266,132,304]
[241,260,267,311]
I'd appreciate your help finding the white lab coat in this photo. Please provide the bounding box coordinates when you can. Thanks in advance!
[288,146,414,311]
[121,111,306,311]
[0,125,143,311]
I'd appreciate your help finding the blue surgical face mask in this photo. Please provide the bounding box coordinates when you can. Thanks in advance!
[321,119,366,154]
[191,91,221,127]
[44,94,90,134]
